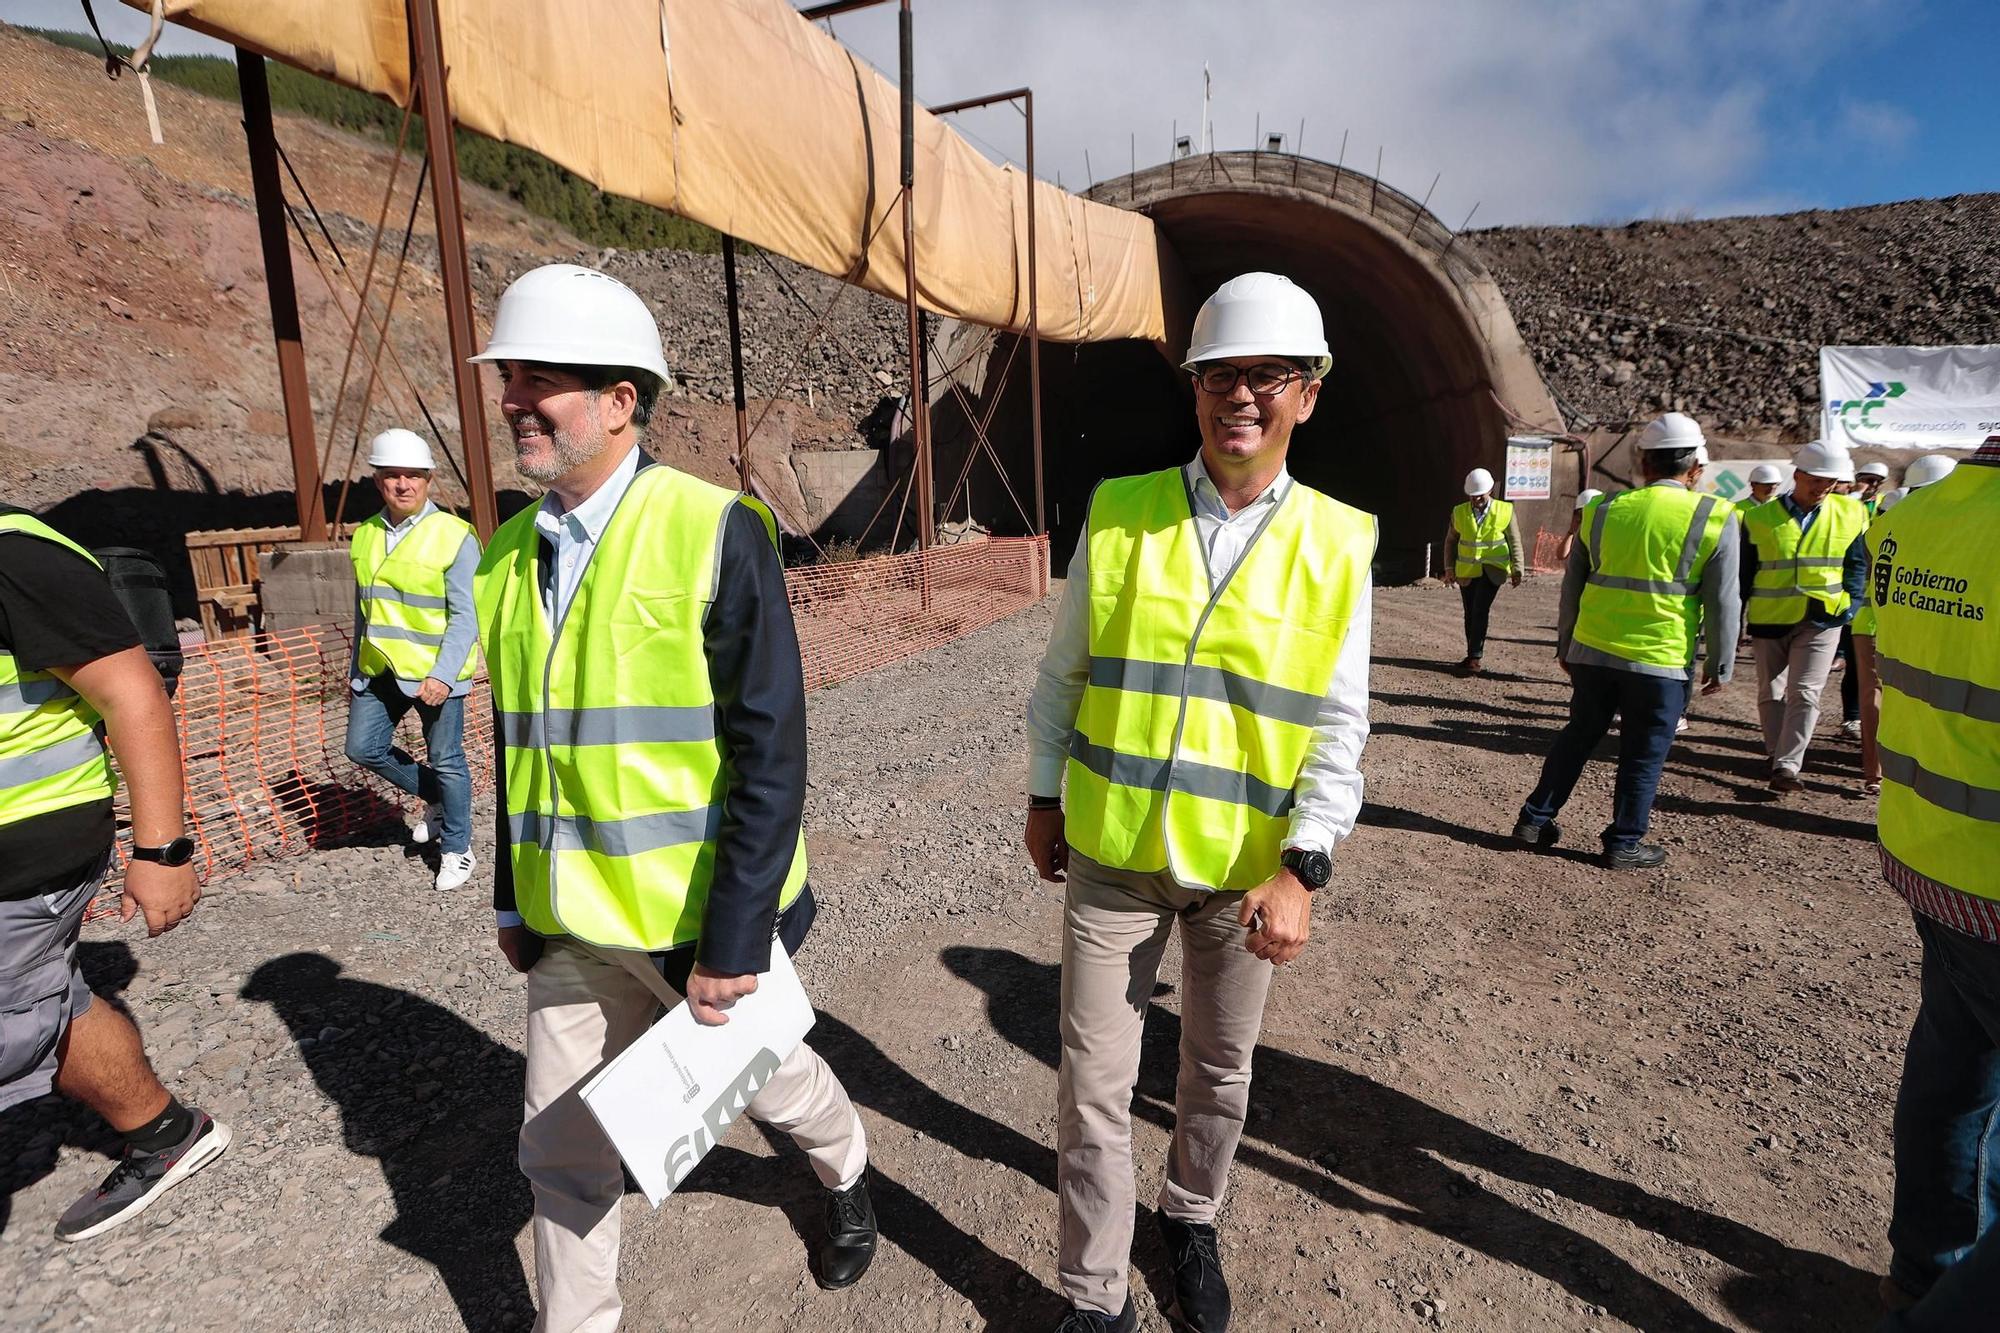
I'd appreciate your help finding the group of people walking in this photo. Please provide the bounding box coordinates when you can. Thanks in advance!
[2,261,1992,1333]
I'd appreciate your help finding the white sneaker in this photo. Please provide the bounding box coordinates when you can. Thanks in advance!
[434,851,476,892]
[1675,717,1690,734]
[1840,719,1862,740]
[411,803,443,845]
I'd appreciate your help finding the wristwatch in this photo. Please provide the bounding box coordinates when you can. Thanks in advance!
[1280,847,1332,890]
[130,836,196,868]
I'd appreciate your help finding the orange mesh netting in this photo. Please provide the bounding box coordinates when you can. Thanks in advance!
[1531,528,1567,574]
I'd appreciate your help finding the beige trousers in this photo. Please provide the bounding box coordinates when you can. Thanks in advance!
[1057,852,1276,1316]
[1753,623,1843,775]
[520,938,868,1333]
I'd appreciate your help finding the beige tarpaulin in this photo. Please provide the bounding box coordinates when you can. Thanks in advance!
[120,0,1171,343]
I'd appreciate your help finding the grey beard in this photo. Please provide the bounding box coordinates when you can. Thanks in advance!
[517,430,602,484]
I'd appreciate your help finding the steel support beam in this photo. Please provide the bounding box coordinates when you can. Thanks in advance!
[897,0,934,548]
[722,235,751,490]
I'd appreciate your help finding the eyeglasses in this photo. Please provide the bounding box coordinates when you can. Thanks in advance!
[1192,362,1304,396]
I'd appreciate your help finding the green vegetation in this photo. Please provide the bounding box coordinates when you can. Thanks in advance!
[27,27,722,253]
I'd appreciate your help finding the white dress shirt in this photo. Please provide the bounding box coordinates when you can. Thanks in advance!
[534,445,643,623]
[1026,454,1373,869]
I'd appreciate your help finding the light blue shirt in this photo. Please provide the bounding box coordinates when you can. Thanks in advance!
[533,446,643,624]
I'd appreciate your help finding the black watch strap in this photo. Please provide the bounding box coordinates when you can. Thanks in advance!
[131,836,196,868]
[1281,847,1332,890]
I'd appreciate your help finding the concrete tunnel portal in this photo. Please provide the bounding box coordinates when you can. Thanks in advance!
[933,153,1566,583]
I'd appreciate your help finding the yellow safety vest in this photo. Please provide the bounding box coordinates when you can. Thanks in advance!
[474,465,807,950]
[1064,468,1375,891]
[1742,494,1869,626]
[0,514,117,830]
[351,509,478,683]
[1869,463,1999,902]
[1571,485,1731,670]
[1451,500,1514,579]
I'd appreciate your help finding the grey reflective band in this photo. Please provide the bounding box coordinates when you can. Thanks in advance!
[1674,496,1719,582]
[1088,656,1322,728]
[1586,573,1692,596]
[0,675,76,712]
[1879,746,2000,823]
[509,804,723,856]
[0,730,107,790]
[1876,655,2000,725]
[1761,557,1846,572]
[1068,735,1294,818]
[359,584,450,610]
[498,705,718,749]
[364,624,446,646]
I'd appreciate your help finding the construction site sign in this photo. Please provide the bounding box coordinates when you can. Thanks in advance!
[1504,438,1554,499]
[1821,345,2000,450]
[1702,460,1789,505]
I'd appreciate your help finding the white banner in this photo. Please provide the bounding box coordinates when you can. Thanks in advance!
[1504,437,1553,499]
[1701,460,1790,505]
[1821,345,2000,450]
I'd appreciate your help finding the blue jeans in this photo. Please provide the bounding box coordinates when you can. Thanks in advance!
[1517,663,1685,851]
[1881,911,2000,1331]
[343,673,471,854]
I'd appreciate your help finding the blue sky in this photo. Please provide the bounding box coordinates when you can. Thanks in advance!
[12,0,1996,226]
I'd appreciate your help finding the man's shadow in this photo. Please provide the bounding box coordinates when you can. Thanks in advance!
[242,954,534,1331]
[940,946,1879,1333]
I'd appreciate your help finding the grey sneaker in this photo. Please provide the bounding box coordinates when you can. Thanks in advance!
[55,1111,231,1242]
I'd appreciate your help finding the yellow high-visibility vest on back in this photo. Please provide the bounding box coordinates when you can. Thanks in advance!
[1869,463,2000,904]
[1742,493,1869,626]
[1451,499,1514,579]
[0,514,117,830]
[1571,485,1731,669]
[475,465,806,950]
[1064,467,1375,892]
[351,509,478,683]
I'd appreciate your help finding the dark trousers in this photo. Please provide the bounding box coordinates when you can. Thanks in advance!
[1882,912,2000,1331]
[1517,664,1686,851]
[1459,576,1500,658]
[1840,625,1860,722]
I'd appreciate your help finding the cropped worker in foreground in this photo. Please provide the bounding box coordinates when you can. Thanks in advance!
[1855,454,1958,796]
[470,264,874,1332]
[1026,272,1374,1333]
[1443,466,1523,674]
[1867,434,2000,1331]
[343,428,480,891]
[1740,440,1870,795]
[0,508,227,1241]
[1511,412,1740,869]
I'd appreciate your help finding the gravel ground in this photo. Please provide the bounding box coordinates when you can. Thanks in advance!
[0,578,1910,1332]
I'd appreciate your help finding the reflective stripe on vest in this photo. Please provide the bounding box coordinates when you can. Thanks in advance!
[0,514,117,829]
[1570,487,1729,669]
[351,510,477,682]
[1870,463,2000,901]
[1063,467,1374,892]
[1742,494,1868,625]
[1451,499,1513,579]
[474,466,806,950]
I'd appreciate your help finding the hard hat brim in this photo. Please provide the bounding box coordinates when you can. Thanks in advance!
[1180,345,1333,380]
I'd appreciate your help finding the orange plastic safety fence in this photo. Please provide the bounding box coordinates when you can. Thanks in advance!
[1531,528,1567,574]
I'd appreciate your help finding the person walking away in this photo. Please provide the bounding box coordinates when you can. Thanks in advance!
[1025,272,1374,1332]
[1856,455,1958,797]
[1740,440,1870,795]
[343,428,480,890]
[1442,467,1523,674]
[470,264,876,1333]
[1867,434,2000,1331]
[1837,464,1894,739]
[0,508,227,1240]
[1511,412,1740,869]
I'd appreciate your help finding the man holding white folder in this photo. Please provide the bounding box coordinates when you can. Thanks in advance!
[470,265,875,1332]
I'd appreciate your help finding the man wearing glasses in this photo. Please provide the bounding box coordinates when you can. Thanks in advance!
[1025,272,1375,1332]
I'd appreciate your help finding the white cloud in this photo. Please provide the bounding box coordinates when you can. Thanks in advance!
[1837,98,1918,153]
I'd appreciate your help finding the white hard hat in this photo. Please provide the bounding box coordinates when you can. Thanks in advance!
[1463,468,1495,496]
[1792,439,1853,480]
[1180,272,1332,380]
[469,263,674,388]
[366,428,435,470]
[1905,454,1958,489]
[1635,412,1705,451]
[1574,487,1604,511]
[1856,461,1891,480]
[1875,486,1907,513]
[1748,463,1785,485]
[1693,444,1710,466]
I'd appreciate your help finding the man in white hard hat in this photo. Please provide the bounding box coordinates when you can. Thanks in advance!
[1026,271,1374,1332]
[1512,412,1740,869]
[469,264,875,1331]
[1442,466,1523,674]
[1557,488,1603,564]
[344,428,481,891]
[1739,463,1784,514]
[1854,460,1892,513]
[1855,454,1958,794]
[1739,440,1871,794]
[1834,463,1896,739]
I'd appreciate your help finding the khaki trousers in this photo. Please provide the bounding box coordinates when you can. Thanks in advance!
[520,938,868,1333]
[1753,623,1843,775]
[1057,852,1276,1316]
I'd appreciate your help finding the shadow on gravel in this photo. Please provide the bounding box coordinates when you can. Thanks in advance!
[1372,689,1557,722]
[242,954,533,1331]
[1357,802,1602,866]
[1651,791,1877,843]
[1372,655,1547,685]
[1371,718,1562,759]
[942,947,1878,1333]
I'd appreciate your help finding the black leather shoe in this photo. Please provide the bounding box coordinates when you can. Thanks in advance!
[1158,1214,1231,1331]
[816,1174,877,1290]
[1513,818,1560,849]
[1603,843,1668,870]
[1054,1298,1137,1332]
